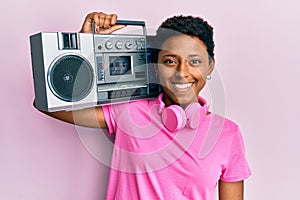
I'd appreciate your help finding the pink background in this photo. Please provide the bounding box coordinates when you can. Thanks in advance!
[1,0,300,199]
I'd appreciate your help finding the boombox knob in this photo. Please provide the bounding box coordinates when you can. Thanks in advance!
[115,41,123,49]
[105,40,113,49]
[125,41,133,49]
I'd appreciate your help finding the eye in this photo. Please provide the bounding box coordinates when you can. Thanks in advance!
[190,59,202,66]
[163,59,177,65]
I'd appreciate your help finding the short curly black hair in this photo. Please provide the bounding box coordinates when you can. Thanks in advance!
[150,15,215,61]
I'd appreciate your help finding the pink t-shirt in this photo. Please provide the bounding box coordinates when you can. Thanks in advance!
[102,97,251,200]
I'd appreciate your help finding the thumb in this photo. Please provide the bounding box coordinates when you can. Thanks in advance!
[103,25,126,34]
[111,24,127,32]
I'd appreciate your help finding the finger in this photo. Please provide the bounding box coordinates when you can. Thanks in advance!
[80,12,97,33]
[85,12,97,23]
[110,14,118,25]
[103,15,112,29]
[97,14,105,28]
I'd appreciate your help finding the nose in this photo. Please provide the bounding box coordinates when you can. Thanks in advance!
[175,60,190,78]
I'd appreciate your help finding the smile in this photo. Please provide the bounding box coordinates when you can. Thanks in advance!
[173,82,193,90]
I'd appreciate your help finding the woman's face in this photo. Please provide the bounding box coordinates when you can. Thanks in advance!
[157,34,214,107]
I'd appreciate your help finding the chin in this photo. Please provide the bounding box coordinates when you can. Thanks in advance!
[163,88,199,107]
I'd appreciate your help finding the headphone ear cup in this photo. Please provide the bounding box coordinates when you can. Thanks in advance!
[162,105,187,132]
[185,103,203,129]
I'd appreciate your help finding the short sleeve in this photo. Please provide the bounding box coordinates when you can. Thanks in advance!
[101,105,116,135]
[220,128,252,182]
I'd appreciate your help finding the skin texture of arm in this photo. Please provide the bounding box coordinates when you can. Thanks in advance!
[218,180,244,200]
[39,106,107,129]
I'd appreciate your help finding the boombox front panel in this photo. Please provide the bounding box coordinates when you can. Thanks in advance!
[30,32,160,112]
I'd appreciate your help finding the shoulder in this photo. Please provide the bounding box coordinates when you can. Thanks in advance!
[207,113,240,135]
[207,113,244,148]
[101,99,158,135]
[209,114,247,155]
[222,116,240,135]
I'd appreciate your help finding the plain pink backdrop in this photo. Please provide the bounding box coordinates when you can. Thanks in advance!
[1,0,300,199]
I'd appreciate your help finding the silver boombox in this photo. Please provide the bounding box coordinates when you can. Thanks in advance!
[30,20,160,112]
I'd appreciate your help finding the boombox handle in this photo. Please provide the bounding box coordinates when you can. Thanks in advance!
[92,19,147,35]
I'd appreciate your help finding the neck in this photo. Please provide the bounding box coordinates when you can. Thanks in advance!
[163,94,198,109]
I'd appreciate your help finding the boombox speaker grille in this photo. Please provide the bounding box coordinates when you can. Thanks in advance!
[48,54,94,102]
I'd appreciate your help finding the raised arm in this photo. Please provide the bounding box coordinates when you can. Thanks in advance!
[34,12,125,129]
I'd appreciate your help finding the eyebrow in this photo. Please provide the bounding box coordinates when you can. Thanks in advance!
[189,54,203,58]
[162,54,177,57]
[161,53,204,58]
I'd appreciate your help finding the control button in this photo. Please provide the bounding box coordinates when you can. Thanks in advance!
[125,41,133,49]
[115,41,123,49]
[136,41,141,50]
[98,73,104,81]
[140,40,145,50]
[105,40,113,49]
[136,40,145,50]
[141,43,145,50]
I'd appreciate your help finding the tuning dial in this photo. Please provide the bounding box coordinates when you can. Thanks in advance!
[115,41,123,49]
[105,40,113,49]
[125,41,133,49]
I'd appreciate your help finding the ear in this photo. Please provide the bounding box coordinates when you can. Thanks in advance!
[208,58,215,75]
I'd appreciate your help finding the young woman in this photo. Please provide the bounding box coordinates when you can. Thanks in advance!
[39,11,251,200]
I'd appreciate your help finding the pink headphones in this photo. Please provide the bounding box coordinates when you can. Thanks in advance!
[158,93,209,132]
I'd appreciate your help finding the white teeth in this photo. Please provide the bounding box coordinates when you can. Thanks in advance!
[174,83,192,89]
